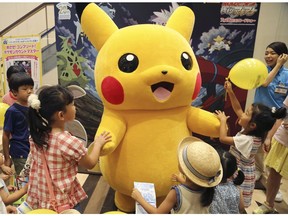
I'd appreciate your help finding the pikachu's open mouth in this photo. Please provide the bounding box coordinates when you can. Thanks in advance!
[151,81,174,101]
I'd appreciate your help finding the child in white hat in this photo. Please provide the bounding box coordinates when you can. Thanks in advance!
[131,136,222,214]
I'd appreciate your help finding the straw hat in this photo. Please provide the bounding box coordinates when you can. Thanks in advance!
[178,136,222,187]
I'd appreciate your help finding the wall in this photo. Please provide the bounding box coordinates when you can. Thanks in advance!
[0,2,288,101]
[0,2,57,86]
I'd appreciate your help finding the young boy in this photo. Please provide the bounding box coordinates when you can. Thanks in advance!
[2,65,26,106]
[1,72,34,175]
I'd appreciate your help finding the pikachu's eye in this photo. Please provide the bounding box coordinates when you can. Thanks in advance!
[118,53,139,73]
[181,52,192,70]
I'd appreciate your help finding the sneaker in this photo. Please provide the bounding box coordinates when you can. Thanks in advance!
[253,204,275,214]
[275,190,283,202]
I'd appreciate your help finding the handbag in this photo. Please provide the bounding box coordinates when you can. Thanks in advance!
[40,150,72,213]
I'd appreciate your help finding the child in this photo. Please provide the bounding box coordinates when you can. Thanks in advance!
[2,72,34,176]
[215,80,286,208]
[131,136,222,214]
[2,65,26,106]
[209,150,245,214]
[26,85,111,212]
[0,153,28,205]
[253,96,288,214]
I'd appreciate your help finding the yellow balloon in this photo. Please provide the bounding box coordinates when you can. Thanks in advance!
[0,103,9,128]
[228,58,268,90]
[28,209,57,214]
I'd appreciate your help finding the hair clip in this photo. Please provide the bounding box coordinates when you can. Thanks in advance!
[28,94,41,111]
[271,107,276,113]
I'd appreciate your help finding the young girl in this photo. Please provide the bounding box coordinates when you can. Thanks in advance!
[131,136,222,214]
[215,80,286,208]
[209,150,245,214]
[25,85,111,212]
[253,96,288,214]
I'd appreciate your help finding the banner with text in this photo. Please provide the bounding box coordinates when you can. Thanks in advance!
[1,35,42,93]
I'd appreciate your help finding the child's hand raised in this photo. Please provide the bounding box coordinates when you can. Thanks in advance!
[224,80,233,93]
[94,131,112,148]
[215,110,230,123]
[171,173,178,182]
[171,173,186,184]
[131,188,143,202]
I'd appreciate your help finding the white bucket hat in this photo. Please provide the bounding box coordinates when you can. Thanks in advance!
[178,136,222,187]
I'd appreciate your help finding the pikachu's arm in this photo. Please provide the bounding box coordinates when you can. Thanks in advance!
[187,107,220,138]
[96,109,126,156]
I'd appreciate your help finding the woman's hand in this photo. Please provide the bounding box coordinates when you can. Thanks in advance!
[276,53,288,67]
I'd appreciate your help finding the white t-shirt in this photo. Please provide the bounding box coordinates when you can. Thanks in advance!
[233,132,254,159]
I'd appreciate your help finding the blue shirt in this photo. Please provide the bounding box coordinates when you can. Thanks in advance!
[254,66,288,108]
[3,103,30,158]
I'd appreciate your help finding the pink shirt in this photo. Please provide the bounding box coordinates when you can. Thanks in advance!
[26,131,88,210]
[274,125,288,147]
[2,91,17,106]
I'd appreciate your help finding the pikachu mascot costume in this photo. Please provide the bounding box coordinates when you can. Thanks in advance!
[76,3,220,212]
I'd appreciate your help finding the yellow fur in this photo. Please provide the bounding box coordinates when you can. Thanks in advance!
[80,3,220,212]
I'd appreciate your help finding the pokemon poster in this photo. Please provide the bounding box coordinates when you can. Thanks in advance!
[54,2,261,141]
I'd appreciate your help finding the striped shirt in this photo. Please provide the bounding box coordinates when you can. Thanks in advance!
[230,131,262,208]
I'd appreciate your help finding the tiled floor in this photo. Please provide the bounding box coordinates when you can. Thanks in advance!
[77,171,288,214]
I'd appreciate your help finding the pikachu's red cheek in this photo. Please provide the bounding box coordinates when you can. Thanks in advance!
[192,72,202,100]
[101,76,124,105]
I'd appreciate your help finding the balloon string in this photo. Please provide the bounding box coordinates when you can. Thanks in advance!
[224,77,228,101]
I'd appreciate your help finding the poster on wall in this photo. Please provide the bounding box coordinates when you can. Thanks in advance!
[54,2,261,140]
[1,35,42,93]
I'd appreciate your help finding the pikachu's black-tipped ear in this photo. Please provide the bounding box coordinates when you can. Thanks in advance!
[75,3,89,20]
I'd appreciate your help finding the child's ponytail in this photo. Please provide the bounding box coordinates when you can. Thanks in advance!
[250,103,286,141]
[233,169,245,186]
[271,107,286,119]
[28,94,51,148]
[28,85,74,149]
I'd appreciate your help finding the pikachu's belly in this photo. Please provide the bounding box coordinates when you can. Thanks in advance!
[100,114,190,196]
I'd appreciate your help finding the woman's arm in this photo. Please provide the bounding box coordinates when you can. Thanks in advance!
[262,54,288,87]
